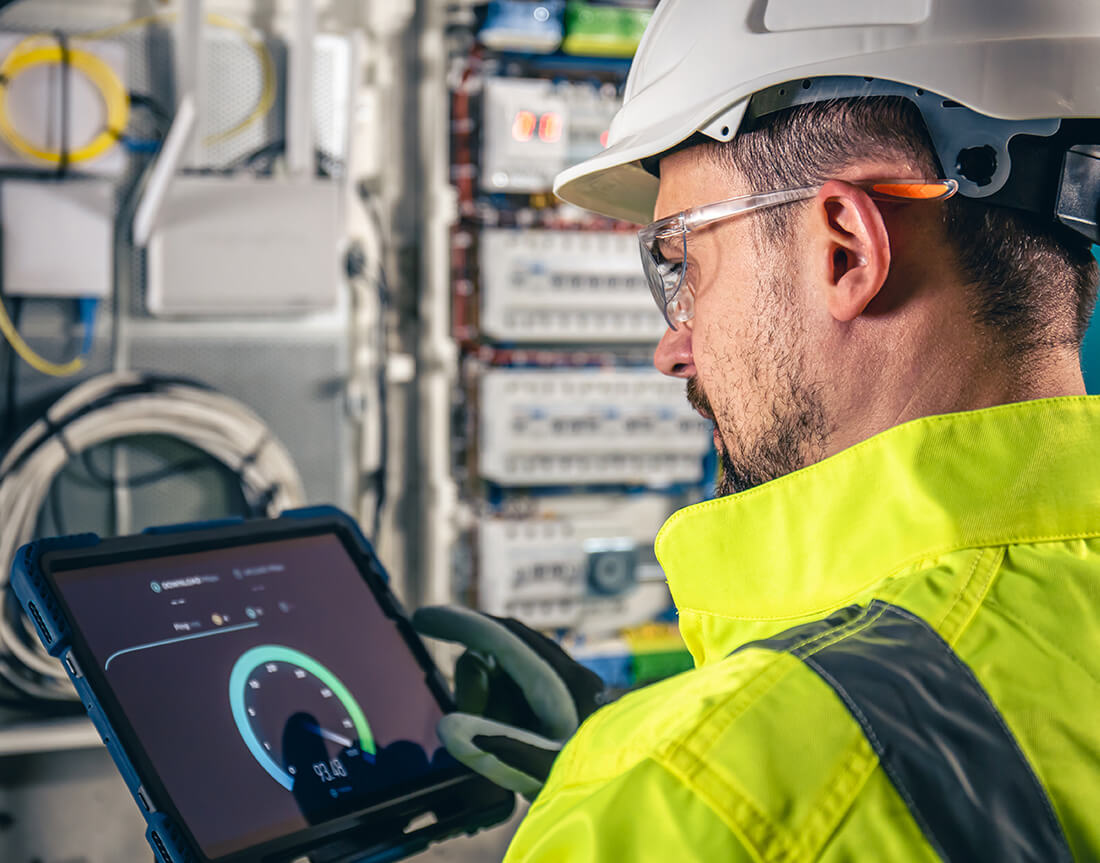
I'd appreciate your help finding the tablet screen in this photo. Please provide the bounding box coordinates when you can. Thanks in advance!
[49,531,455,860]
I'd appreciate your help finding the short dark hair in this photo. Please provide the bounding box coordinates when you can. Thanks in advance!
[704,97,1099,352]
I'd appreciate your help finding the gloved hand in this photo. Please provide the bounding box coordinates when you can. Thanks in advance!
[412,605,606,799]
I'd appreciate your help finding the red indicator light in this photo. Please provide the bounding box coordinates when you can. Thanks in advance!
[538,112,563,143]
[599,130,610,148]
[512,110,537,142]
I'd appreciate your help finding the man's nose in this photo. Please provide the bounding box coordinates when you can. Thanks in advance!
[654,324,695,378]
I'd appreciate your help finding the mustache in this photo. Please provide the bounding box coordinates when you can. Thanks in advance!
[686,377,714,421]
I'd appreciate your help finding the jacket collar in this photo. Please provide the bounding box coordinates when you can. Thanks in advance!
[656,397,1100,664]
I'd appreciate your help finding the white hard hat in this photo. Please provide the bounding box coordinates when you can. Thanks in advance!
[553,0,1100,241]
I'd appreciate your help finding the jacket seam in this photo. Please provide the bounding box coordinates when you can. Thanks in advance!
[544,649,798,796]
[980,595,1100,691]
[796,735,881,859]
[934,546,1002,647]
[802,651,952,862]
[657,609,890,862]
[656,747,795,863]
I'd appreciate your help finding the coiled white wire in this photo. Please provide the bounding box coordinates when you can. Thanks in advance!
[0,371,306,701]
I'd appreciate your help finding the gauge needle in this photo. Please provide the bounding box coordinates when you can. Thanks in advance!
[305,722,354,749]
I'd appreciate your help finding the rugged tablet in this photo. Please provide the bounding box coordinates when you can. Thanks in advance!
[10,506,514,863]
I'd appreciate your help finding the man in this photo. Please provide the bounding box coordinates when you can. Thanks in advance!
[415,1,1100,859]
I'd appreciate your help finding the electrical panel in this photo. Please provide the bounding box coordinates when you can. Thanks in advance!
[479,228,666,343]
[451,8,703,654]
[480,77,619,193]
[477,494,673,633]
[478,367,712,487]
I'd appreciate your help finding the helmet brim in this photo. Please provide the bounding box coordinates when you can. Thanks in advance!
[553,100,749,225]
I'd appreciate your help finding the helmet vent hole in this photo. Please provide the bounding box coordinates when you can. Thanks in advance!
[720,126,730,137]
[956,145,997,187]
[801,79,811,89]
[942,100,962,109]
[778,88,786,96]
[916,88,925,96]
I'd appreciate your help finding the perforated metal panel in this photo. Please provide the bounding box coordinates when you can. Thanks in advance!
[128,325,352,509]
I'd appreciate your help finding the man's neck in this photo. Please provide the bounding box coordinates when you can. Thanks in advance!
[825,336,1086,460]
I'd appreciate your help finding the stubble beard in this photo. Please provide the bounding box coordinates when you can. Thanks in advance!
[686,271,830,497]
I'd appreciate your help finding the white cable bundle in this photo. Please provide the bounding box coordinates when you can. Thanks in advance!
[0,371,306,701]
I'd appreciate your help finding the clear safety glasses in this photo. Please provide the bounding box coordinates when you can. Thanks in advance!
[638,179,959,329]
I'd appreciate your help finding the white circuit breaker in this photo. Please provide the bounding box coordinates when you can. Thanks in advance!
[479,228,667,343]
[477,494,674,631]
[478,367,713,487]
[479,518,588,629]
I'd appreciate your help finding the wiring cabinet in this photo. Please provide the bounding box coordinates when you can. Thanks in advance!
[0,1,423,860]
[437,0,706,678]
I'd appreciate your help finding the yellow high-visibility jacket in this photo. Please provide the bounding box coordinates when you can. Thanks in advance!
[505,397,1100,862]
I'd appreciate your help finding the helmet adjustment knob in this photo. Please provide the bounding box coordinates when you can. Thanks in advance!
[955,145,998,187]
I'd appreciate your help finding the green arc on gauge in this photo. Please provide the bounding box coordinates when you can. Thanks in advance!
[229,645,376,791]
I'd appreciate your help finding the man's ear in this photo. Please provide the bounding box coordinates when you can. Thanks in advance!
[812,180,891,322]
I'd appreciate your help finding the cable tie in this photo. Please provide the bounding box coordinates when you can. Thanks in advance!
[239,434,270,470]
[41,415,77,462]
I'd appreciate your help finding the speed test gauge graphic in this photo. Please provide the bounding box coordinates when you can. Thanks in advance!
[229,645,377,792]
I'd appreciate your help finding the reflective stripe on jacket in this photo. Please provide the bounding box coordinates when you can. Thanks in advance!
[504,396,1100,862]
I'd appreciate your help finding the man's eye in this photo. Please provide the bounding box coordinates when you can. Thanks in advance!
[656,241,682,262]
[656,257,681,280]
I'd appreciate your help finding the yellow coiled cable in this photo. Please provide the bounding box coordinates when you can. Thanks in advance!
[0,38,130,166]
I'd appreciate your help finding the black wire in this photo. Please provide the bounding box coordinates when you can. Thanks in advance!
[55,31,70,177]
[348,234,391,542]
[1,296,22,446]
[228,139,286,173]
[372,264,390,542]
[127,92,173,133]
[197,139,343,178]
[77,445,213,489]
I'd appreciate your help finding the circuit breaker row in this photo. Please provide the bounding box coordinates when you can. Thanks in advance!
[466,74,706,635]
[479,367,712,486]
[477,495,672,631]
[479,228,665,343]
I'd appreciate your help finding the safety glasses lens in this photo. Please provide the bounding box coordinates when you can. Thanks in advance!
[639,230,686,327]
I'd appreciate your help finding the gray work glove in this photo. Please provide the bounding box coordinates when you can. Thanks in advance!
[412,606,606,799]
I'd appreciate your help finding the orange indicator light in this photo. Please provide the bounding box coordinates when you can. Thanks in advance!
[538,111,563,143]
[512,110,537,142]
